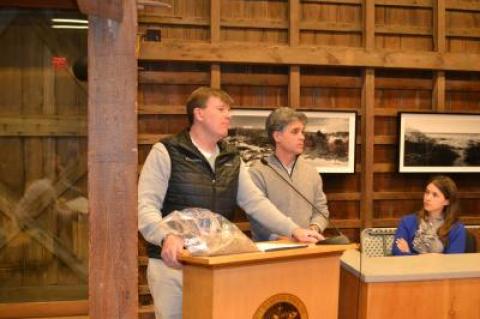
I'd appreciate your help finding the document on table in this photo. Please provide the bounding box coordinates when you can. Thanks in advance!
[255,241,308,252]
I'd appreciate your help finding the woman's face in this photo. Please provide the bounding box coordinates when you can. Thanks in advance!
[423,182,450,216]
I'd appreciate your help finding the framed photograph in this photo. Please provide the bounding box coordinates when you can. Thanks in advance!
[398,112,480,173]
[226,109,357,173]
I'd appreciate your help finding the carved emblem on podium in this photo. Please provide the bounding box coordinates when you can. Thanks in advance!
[253,293,308,319]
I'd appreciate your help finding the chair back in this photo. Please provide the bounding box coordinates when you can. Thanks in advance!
[465,229,477,253]
[361,228,397,257]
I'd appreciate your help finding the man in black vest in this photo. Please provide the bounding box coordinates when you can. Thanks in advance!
[138,87,321,319]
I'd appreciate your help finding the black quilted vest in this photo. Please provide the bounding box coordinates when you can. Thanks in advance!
[147,130,240,259]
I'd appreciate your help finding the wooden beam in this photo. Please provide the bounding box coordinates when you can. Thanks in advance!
[139,42,480,72]
[376,0,432,8]
[138,15,209,26]
[77,0,123,22]
[88,0,138,318]
[447,28,480,38]
[374,216,480,227]
[376,25,431,36]
[447,0,480,12]
[327,192,361,201]
[138,104,185,115]
[138,133,170,145]
[300,21,361,32]
[139,71,210,85]
[0,116,86,136]
[302,0,361,5]
[361,69,375,229]
[374,191,480,200]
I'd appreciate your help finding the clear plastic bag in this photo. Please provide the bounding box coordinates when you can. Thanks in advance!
[158,208,259,256]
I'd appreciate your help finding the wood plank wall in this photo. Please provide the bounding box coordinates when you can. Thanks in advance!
[0,11,89,305]
[137,0,480,308]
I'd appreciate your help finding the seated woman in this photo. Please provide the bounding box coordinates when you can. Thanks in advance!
[392,175,466,255]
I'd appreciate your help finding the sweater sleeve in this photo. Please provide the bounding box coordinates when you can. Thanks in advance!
[237,161,299,237]
[445,223,466,254]
[137,143,171,246]
[310,172,329,232]
[392,216,415,256]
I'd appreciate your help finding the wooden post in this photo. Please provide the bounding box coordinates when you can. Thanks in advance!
[210,0,221,88]
[433,0,446,111]
[361,69,375,229]
[433,71,446,112]
[85,0,138,318]
[289,0,300,108]
[363,0,375,50]
[362,0,375,229]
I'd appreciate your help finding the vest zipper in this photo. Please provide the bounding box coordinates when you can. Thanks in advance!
[211,178,216,213]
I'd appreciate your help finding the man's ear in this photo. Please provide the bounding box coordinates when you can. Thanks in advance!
[272,131,282,144]
[193,107,204,122]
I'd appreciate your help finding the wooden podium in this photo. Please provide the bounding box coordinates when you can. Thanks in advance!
[179,243,356,319]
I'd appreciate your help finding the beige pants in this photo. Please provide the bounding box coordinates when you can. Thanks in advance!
[147,258,183,319]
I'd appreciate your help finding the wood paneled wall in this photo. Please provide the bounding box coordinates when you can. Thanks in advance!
[137,0,480,307]
[0,11,88,303]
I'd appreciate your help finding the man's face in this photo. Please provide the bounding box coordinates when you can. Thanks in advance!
[194,96,231,140]
[273,120,305,156]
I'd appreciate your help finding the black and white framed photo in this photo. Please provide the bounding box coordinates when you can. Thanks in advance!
[398,112,480,173]
[226,109,357,173]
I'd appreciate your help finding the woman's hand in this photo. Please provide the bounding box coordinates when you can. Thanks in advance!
[395,238,410,253]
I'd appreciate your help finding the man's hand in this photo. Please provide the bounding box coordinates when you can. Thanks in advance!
[309,224,325,241]
[161,234,184,268]
[395,238,410,253]
[292,228,323,243]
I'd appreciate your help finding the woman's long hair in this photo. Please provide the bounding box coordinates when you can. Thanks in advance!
[417,175,459,244]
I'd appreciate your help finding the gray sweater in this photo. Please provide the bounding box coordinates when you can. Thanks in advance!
[248,154,329,241]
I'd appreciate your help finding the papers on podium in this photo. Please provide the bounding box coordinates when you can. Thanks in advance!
[255,241,308,252]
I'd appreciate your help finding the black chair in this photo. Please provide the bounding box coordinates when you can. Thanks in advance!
[465,230,477,253]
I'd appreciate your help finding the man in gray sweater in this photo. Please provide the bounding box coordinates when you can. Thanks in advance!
[138,88,321,319]
[248,107,330,241]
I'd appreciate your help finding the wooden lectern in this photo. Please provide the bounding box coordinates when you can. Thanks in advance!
[179,243,356,319]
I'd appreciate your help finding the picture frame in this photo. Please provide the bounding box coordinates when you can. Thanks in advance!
[398,112,480,173]
[226,109,357,173]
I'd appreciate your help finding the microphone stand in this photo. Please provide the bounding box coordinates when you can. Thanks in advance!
[260,157,350,245]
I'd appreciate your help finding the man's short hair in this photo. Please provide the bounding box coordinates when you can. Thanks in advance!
[266,107,307,145]
[186,87,234,125]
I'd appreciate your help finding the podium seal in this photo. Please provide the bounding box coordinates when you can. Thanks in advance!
[253,293,308,319]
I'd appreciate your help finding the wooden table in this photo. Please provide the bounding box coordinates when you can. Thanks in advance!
[339,250,480,319]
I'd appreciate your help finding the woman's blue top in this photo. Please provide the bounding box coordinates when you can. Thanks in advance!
[392,213,466,256]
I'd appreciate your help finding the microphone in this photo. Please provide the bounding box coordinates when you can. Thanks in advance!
[259,157,350,245]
